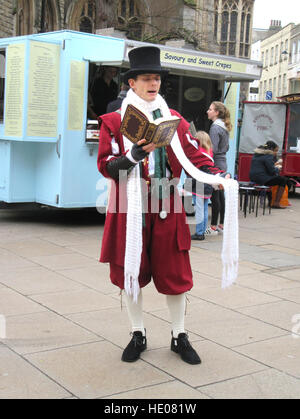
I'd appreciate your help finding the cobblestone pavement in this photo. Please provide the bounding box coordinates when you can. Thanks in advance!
[0,194,300,399]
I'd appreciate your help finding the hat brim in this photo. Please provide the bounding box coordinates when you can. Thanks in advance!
[123,68,169,84]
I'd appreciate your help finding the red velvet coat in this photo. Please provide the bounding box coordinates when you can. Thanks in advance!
[97,110,222,267]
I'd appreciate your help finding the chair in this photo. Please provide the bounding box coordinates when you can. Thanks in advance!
[239,182,256,217]
[238,182,272,217]
[253,185,272,216]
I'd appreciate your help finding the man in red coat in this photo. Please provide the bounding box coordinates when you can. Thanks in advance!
[97,46,224,365]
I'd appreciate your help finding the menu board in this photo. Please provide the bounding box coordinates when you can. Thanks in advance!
[225,82,239,143]
[4,43,25,137]
[68,61,86,131]
[27,41,60,137]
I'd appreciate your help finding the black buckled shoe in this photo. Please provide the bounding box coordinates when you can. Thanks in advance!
[171,332,201,365]
[121,331,147,362]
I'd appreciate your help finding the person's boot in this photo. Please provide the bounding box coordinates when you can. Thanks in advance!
[272,186,286,208]
[171,332,201,365]
[121,331,147,362]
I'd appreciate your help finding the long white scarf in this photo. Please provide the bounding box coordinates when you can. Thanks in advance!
[121,89,239,301]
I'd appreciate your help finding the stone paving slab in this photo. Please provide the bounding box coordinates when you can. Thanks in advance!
[233,334,300,378]
[0,196,300,399]
[3,311,101,355]
[199,369,300,399]
[25,341,172,399]
[0,346,71,399]
[142,340,266,388]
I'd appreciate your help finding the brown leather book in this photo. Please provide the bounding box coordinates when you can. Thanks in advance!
[120,104,181,148]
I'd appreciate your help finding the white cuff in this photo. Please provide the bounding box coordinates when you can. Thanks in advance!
[126,150,139,164]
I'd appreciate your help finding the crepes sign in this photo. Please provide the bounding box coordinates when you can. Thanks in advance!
[160,50,246,74]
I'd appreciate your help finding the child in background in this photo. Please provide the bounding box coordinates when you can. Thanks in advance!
[191,131,214,240]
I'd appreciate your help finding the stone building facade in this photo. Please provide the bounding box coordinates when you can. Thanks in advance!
[259,23,295,100]
[0,0,255,59]
[0,1,15,39]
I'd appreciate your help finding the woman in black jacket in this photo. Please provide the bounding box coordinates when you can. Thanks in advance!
[249,141,289,208]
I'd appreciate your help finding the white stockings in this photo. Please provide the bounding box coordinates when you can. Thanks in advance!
[124,291,186,338]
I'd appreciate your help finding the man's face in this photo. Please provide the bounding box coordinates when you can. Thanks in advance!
[128,74,161,102]
[104,67,118,79]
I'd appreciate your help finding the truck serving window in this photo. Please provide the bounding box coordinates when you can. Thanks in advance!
[0,50,5,122]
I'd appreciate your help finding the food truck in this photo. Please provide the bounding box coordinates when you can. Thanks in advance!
[0,30,262,211]
[238,95,300,185]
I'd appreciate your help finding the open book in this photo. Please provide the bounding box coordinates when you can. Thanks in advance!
[120,104,181,148]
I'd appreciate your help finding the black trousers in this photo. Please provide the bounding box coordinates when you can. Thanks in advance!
[210,189,225,226]
[265,176,289,188]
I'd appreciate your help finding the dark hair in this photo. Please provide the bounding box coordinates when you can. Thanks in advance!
[264,141,278,151]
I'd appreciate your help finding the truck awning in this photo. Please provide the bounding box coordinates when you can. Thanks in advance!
[123,40,262,82]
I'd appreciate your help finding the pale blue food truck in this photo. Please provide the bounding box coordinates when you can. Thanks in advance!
[0,30,262,211]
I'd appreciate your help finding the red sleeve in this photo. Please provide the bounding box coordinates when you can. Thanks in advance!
[97,113,125,179]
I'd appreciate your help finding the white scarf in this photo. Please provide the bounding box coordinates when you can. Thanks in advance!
[213,118,227,130]
[121,89,239,301]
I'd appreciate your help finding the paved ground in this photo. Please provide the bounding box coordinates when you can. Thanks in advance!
[0,194,300,399]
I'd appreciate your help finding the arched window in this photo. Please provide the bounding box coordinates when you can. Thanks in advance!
[240,0,253,57]
[229,4,238,56]
[41,0,58,32]
[17,0,33,35]
[69,0,96,33]
[215,0,253,58]
[80,16,93,33]
[117,0,142,39]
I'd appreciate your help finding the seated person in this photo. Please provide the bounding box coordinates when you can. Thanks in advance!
[249,140,289,209]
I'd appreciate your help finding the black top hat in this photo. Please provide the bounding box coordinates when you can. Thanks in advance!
[123,46,169,84]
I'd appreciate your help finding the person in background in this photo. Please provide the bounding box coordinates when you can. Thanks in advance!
[90,66,118,116]
[249,140,290,209]
[207,101,232,235]
[106,80,130,113]
[191,131,215,241]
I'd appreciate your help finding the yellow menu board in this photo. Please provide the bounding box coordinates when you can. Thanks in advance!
[27,41,60,137]
[68,61,86,131]
[4,43,25,137]
[225,82,239,142]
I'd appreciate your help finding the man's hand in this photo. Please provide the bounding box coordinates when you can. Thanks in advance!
[218,173,231,190]
[137,139,156,153]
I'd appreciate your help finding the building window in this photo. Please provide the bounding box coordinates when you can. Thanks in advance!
[117,0,142,39]
[79,1,95,33]
[292,42,297,63]
[17,0,32,35]
[270,47,274,65]
[214,0,253,58]
[283,73,287,93]
[70,0,96,33]
[275,45,278,64]
[0,50,5,122]
[285,39,289,52]
[265,49,269,67]
[40,0,57,33]
[214,10,218,40]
